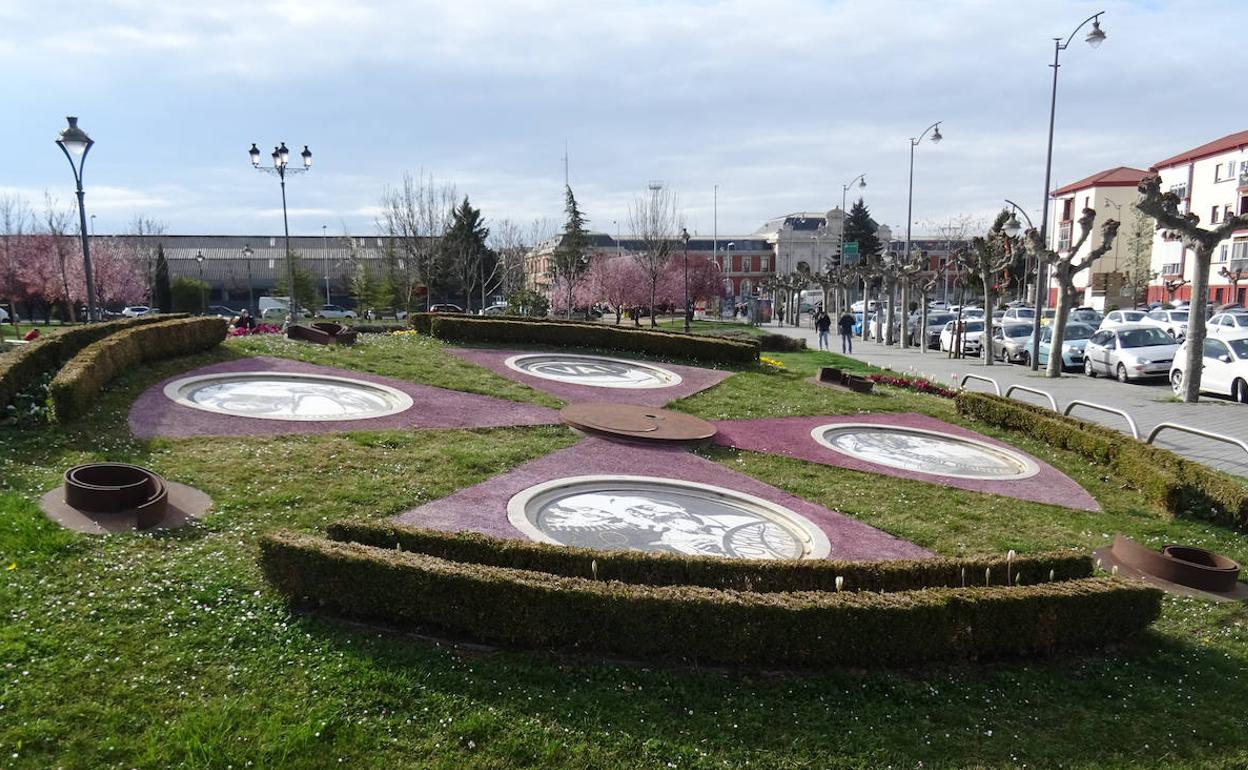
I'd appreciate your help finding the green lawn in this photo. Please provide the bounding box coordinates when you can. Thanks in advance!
[2,334,1248,768]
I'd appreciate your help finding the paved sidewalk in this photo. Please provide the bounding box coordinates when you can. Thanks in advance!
[767,320,1248,478]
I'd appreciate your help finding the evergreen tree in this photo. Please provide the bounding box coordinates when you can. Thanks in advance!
[841,198,882,263]
[442,197,491,310]
[153,244,172,312]
[550,186,591,318]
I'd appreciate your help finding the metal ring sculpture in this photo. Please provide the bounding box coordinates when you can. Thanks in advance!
[63,463,169,529]
[1109,535,1240,593]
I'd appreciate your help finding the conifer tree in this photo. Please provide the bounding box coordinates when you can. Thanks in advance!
[550,186,591,318]
[841,198,882,263]
[153,244,172,312]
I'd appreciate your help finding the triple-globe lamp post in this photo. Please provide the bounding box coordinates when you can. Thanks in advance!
[249,141,312,324]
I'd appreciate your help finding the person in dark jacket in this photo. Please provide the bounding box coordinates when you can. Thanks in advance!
[814,310,832,350]
[837,311,855,354]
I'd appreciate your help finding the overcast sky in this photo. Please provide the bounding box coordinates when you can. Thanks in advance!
[0,0,1242,240]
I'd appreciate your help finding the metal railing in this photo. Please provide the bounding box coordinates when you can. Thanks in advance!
[1146,423,1248,460]
[1063,400,1140,440]
[959,373,1001,396]
[1004,384,1058,412]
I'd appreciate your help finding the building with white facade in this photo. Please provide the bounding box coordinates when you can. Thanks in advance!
[1147,129,1248,306]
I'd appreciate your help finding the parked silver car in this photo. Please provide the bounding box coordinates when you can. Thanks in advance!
[1083,324,1180,382]
[988,321,1035,362]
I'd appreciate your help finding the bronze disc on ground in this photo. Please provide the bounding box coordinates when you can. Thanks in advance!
[560,403,717,444]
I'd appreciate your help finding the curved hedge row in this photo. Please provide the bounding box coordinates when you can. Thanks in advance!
[0,314,188,412]
[956,390,1248,530]
[413,314,759,365]
[49,316,228,422]
[326,521,1093,593]
[260,531,1161,667]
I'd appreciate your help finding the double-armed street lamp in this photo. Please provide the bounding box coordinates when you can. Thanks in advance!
[1029,11,1107,370]
[55,117,97,322]
[904,123,942,271]
[681,227,692,333]
[249,141,312,324]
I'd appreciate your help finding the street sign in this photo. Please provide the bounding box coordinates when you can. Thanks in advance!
[842,241,860,265]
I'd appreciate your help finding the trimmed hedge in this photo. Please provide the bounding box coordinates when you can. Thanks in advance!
[326,521,1093,593]
[0,315,188,412]
[260,531,1162,667]
[956,391,1248,529]
[49,316,228,421]
[421,315,759,365]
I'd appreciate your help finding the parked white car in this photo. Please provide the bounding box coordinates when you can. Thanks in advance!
[1142,308,1189,339]
[479,303,509,316]
[316,304,357,319]
[1001,307,1036,323]
[1207,312,1248,338]
[121,305,156,317]
[1099,309,1148,330]
[1171,333,1248,402]
[939,318,985,355]
[1083,324,1180,382]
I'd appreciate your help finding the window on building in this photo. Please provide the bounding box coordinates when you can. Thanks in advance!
[1061,199,1073,221]
[1232,240,1248,263]
[1212,206,1221,224]
[1216,161,1234,182]
[743,256,753,273]
[1169,183,1188,199]
[1241,195,1248,216]
[1057,221,1072,252]
[1220,244,1229,262]
[762,257,770,272]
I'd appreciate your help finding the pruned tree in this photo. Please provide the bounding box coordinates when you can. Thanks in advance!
[549,186,592,319]
[628,186,680,326]
[590,257,645,324]
[1137,174,1248,401]
[1162,277,1190,304]
[1218,265,1246,304]
[952,210,1016,365]
[42,195,80,323]
[0,194,32,324]
[912,261,951,355]
[1021,207,1119,377]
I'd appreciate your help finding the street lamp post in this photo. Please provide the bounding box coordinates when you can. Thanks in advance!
[243,245,255,313]
[904,123,943,348]
[55,117,97,323]
[840,174,867,322]
[322,224,330,306]
[1030,11,1107,370]
[249,141,312,324]
[681,227,691,333]
[195,251,206,313]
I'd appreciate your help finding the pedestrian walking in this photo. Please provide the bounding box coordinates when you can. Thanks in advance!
[837,310,855,354]
[814,310,832,351]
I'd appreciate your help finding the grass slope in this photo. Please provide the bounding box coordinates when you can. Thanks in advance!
[1,337,1247,768]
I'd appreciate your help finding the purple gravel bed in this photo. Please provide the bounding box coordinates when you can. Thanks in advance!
[713,413,1101,512]
[395,437,932,562]
[128,357,560,438]
[448,347,732,406]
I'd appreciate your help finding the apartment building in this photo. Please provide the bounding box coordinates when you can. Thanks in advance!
[1045,166,1149,310]
[1148,129,1248,305]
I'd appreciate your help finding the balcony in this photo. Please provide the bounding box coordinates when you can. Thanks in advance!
[1161,263,1182,276]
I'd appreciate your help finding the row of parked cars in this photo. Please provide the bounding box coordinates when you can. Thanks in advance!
[919,302,1248,401]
